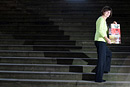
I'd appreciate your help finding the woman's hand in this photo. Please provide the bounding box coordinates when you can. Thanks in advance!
[107,39,111,44]
[113,21,117,24]
[104,36,111,44]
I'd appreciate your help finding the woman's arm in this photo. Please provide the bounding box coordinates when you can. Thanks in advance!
[104,36,111,44]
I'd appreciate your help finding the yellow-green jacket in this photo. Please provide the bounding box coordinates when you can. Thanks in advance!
[94,16,108,42]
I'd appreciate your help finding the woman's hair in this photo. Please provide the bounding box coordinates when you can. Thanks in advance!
[101,6,112,17]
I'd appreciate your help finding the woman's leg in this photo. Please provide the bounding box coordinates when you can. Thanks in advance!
[95,41,106,82]
[104,46,112,72]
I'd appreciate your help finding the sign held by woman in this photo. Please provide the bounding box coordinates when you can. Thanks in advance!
[109,24,121,44]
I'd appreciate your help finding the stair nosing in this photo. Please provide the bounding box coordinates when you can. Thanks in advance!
[0,56,130,60]
[0,63,130,67]
[0,50,129,54]
[0,78,130,84]
[0,70,130,75]
[0,45,81,47]
[0,45,129,48]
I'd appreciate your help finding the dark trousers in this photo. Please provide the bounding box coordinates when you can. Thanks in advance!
[95,41,112,81]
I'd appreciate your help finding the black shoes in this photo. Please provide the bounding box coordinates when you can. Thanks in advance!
[92,70,109,74]
[95,80,106,83]
[104,71,108,73]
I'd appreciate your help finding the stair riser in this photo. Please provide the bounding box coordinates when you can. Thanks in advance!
[76,41,130,46]
[3,10,129,15]
[70,37,129,41]
[0,73,82,80]
[0,26,60,31]
[60,27,130,32]
[44,52,130,58]
[1,24,129,29]
[48,14,130,18]
[0,22,54,26]
[74,47,130,52]
[0,41,76,45]
[0,58,130,65]
[0,14,49,19]
[0,58,57,64]
[0,52,129,58]
[0,65,130,73]
[50,19,130,22]
[0,31,65,35]
[0,36,129,42]
[47,11,130,15]
[64,32,130,36]
[0,36,70,40]
[0,52,45,57]
[84,53,130,58]
[0,73,129,81]
[0,81,130,87]
[104,74,130,81]
[0,46,81,51]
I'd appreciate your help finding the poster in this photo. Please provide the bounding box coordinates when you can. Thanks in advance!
[109,24,121,44]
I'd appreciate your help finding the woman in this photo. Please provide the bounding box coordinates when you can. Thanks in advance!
[94,6,117,82]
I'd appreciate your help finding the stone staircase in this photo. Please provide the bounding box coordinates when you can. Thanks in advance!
[0,0,130,87]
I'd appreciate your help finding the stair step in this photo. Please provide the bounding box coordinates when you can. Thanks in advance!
[0,36,70,40]
[60,27,130,32]
[1,7,129,14]
[0,71,130,81]
[47,13,130,19]
[0,20,54,24]
[0,78,130,87]
[0,31,65,35]
[0,45,129,52]
[74,46,130,52]
[54,22,130,27]
[0,39,76,45]
[49,17,130,22]
[4,0,129,3]
[0,34,129,38]
[0,71,82,80]
[0,57,130,65]
[50,18,130,22]
[0,26,60,31]
[69,36,129,41]
[0,39,129,46]
[0,27,62,32]
[76,40,130,46]
[0,45,81,51]
[0,50,129,58]
[0,63,130,73]
[0,34,129,40]
[46,12,130,16]
[0,14,50,19]
[1,24,130,30]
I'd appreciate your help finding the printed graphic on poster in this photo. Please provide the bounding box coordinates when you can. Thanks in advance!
[109,24,121,44]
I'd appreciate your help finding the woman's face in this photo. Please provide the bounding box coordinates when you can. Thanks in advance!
[103,10,111,18]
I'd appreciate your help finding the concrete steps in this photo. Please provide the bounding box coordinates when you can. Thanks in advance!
[0,50,129,58]
[0,70,130,81]
[0,39,76,45]
[0,79,130,87]
[0,63,130,73]
[0,57,130,65]
[0,45,82,51]
[0,0,130,87]
[73,46,130,52]
[0,45,129,52]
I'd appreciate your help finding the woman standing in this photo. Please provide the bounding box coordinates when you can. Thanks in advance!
[94,6,117,82]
